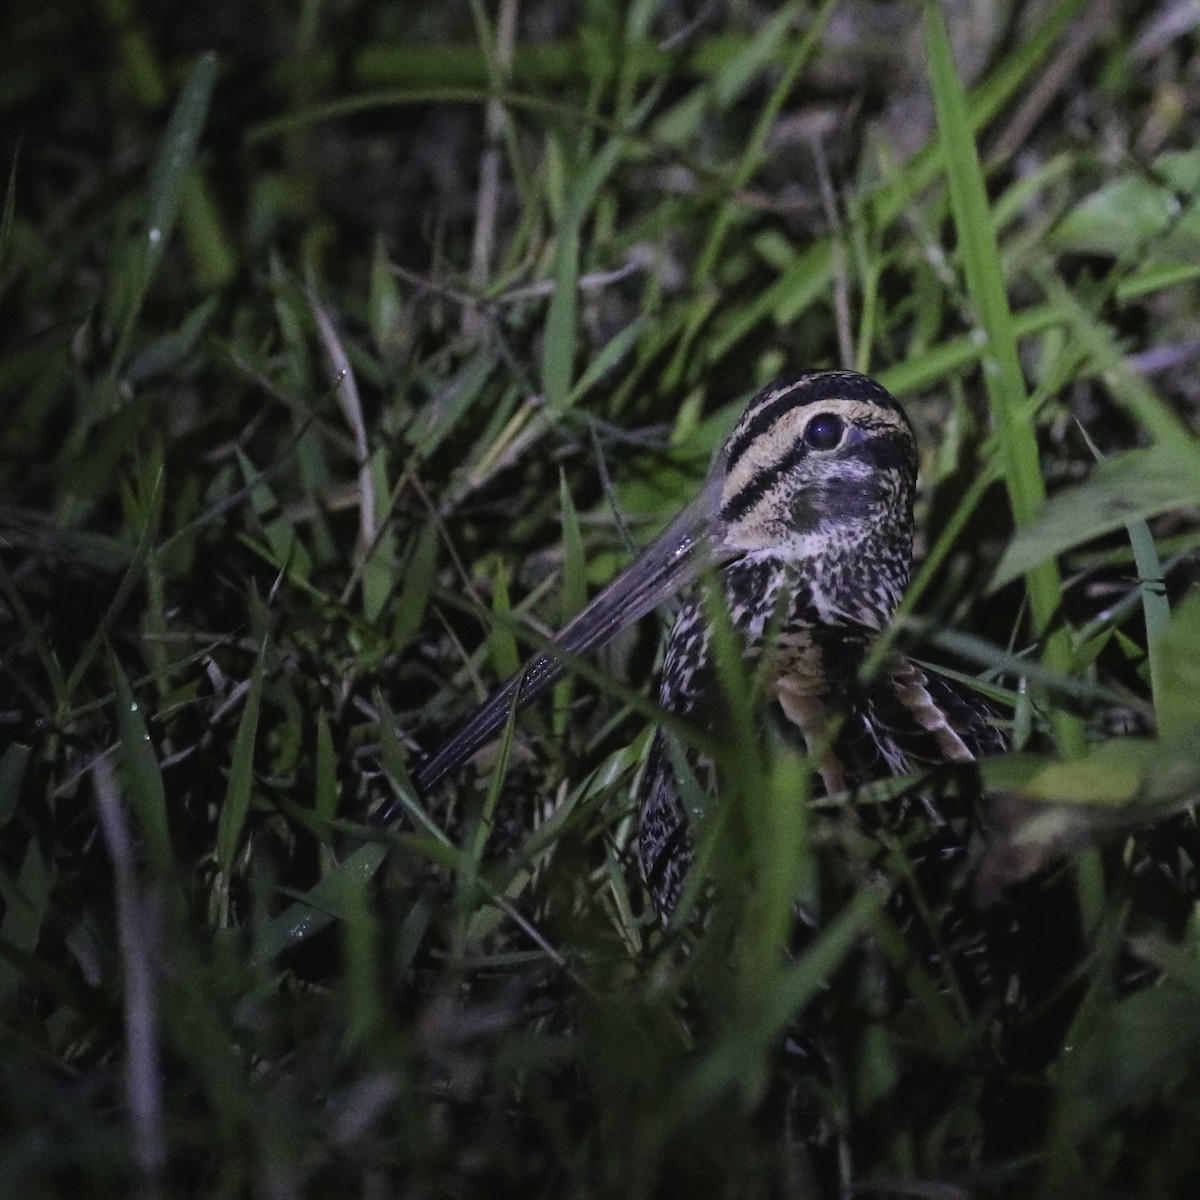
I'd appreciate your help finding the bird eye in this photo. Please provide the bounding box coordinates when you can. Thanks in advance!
[804,413,844,451]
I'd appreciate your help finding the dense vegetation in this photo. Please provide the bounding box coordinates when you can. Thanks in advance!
[4,1,1200,1196]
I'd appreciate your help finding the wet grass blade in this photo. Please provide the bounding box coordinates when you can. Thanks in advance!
[251,842,389,966]
[111,652,174,882]
[111,52,219,369]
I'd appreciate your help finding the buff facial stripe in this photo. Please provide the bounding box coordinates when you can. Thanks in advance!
[724,380,820,473]
[721,438,808,524]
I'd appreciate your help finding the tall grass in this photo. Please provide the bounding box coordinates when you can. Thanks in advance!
[3,2,1200,1196]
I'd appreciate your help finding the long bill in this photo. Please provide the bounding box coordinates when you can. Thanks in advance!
[403,471,735,801]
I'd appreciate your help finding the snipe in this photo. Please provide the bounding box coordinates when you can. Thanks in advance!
[391,370,1006,918]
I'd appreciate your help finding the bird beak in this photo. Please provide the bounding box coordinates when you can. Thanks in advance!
[410,469,736,796]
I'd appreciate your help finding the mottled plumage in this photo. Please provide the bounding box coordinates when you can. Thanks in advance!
[390,370,1005,922]
[635,371,1006,914]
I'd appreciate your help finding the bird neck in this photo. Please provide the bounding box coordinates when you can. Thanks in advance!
[725,517,912,640]
[793,519,913,631]
[658,508,912,718]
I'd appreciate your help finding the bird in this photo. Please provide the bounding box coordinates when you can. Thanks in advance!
[393,370,1007,923]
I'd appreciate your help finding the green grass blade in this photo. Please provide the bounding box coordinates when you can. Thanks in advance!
[992,443,1200,588]
[0,744,31,830]
[541,85,659,415]
[923,3,1041,526]
[1073,422,1173,725]
[250,842,388,966]
[215,645,266,924]
[66,468,164,699]
[314,710,337,826]
[111,653,175,881]
[542,221,580,415]
[110,52,218,368]
[924,0,1080,757]
[0,839,54,1011]
[141,53,219,288]
[0,147,17,280]
[391,524,438,653]
[487,562,521,680]
[690,0,836,291]
[1156,591,1200,743]
[1039,267,1193,444]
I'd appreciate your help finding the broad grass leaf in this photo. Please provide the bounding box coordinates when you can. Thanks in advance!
[487,562,521,681]
[542,221,579,414]
[113,52,218,348]
[236,449,313,579]
[390,524,437,652]
[1002,740,1150,806]
[314,710,336,825]
[1155,588,1200,741]
[112,654,173,877]
[216,648,265,886]
[408,349,495,459]
[655,5,797,146]
[0,744,31,829]
[992,443,1200,588]
[368,234,405,364]
[251,842,388,965]
[542,85,658,414]
[0,152,16,279]
[1058,984,1200,1142]
[361,448,398,622]
[126,295,219,384]
[0,840,53,1009]
[1052,149,1200,259]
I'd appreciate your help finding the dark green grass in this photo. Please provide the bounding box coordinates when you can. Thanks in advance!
[4,2,1200,1196]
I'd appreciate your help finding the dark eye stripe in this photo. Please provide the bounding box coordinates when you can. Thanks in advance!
[721,439,808,523]
[722,426,915,526]
[840,431,915,474]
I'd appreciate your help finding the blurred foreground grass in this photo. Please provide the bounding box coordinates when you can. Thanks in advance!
[4,1,1200,1196]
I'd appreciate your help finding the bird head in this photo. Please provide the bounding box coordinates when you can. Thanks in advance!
[712,371,917,627]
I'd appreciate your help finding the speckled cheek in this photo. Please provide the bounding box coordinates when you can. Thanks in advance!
[789,487,821,535]
[821,470,893,524]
